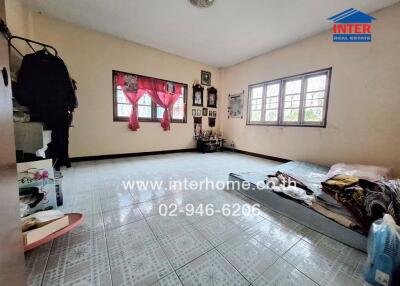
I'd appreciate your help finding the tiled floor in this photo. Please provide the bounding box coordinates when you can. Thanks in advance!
[24,152,368,286]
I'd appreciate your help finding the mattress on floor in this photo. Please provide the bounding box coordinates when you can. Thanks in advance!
[243,161,344,210]
[229,160,368,252]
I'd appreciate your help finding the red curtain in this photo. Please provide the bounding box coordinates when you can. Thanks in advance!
[116,73,145,131]
[116,73,182,131]
[141,78,182,131]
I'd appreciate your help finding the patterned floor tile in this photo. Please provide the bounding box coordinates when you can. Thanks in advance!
[195,214,243,246]
[69,212,105,235]
[25,152,369,286]
[282,239,364,286]
[258,205,284,224]
[106,219,157,251]
[151,272,183,286]
[159,228,212,269]
[100,192,137,212]
[253,258,318,286]
[246,219,301,255]
[41,232,111,286]
[273,214,312,237]
[131,189,169,204]
[25,242,52,286]
[217,233,279,283]
[138,196,182,218]
[60,196,102,216]
[108,237,173,286]
[146,214,196,242]
[176,249,249,286]
[102,205,144,230]
[225,212,265,231]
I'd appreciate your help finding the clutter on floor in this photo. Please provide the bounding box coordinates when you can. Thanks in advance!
[17,159,58,218]
[365,214,400,286]
[24,153,369,285]
[230,160,400,253]
[22,211,83,252]
[321,163,399,232]
[22,210,69,244]
[195,129,224,153]
[2,25,80,252]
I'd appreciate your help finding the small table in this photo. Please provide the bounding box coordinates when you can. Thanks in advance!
[196,138,224,153]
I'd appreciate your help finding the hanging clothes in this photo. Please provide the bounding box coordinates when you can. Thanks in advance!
[15,50,76,170]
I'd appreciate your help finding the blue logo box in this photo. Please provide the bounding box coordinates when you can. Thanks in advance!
[333,34,372,42]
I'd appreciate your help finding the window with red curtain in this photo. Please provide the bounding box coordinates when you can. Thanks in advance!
[113,70,187,123]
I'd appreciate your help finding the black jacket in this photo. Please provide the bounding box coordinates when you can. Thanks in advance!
[15,50,76,113]
[16,50,75,169]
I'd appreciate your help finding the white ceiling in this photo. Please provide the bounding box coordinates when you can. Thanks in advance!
[22,0,399,67]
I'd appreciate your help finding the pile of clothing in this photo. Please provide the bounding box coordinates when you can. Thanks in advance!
[266,167,360,230]
[322,164,400,232]
[265,162,400,233]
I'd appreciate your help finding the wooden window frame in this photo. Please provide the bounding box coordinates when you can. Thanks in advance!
[247,67,332,128]
[112,70,188,123]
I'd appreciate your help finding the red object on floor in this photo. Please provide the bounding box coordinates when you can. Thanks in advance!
[24,213,84,252]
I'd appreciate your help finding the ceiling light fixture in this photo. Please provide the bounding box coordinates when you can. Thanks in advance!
[189,0,215,8]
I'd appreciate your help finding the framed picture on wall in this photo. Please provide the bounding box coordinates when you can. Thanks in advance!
[196,109,202,116]
[202,108,208,116]
[201,70,211,86]
[228,91,244,118]
[194,117,202,137]
[192,84,204,107]
[207,87,217,108]
[208,117,216,128]
[212,111,217,117]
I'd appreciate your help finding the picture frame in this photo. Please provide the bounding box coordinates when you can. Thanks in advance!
[192,84,204,107]
[228,91,244,118]
[208,110,213,117]
[202,108,208,116]
[196,109,202,116]
[207,87,217,108]
[201,70,211,86]
[192,109,197,116]
[208,117,216,128]
[194,117,202,137]
[213,111,217,117]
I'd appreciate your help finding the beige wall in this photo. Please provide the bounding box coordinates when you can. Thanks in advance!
[5,1,221,158]
[6,1,400,175]
[5,0,33,69]
[220,4,400,175]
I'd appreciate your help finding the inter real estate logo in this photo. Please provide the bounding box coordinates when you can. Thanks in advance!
[328,8,375,42]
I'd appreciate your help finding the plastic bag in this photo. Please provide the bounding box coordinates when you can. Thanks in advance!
[365,214,400,286]
[272,185,315,206]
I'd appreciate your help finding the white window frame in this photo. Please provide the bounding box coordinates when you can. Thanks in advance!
[247,68,331,127]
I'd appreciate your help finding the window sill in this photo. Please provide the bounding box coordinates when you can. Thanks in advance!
[114,117,187,124]
[246,121,326,128]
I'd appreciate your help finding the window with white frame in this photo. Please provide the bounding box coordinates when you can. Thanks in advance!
[247,68,331,127]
